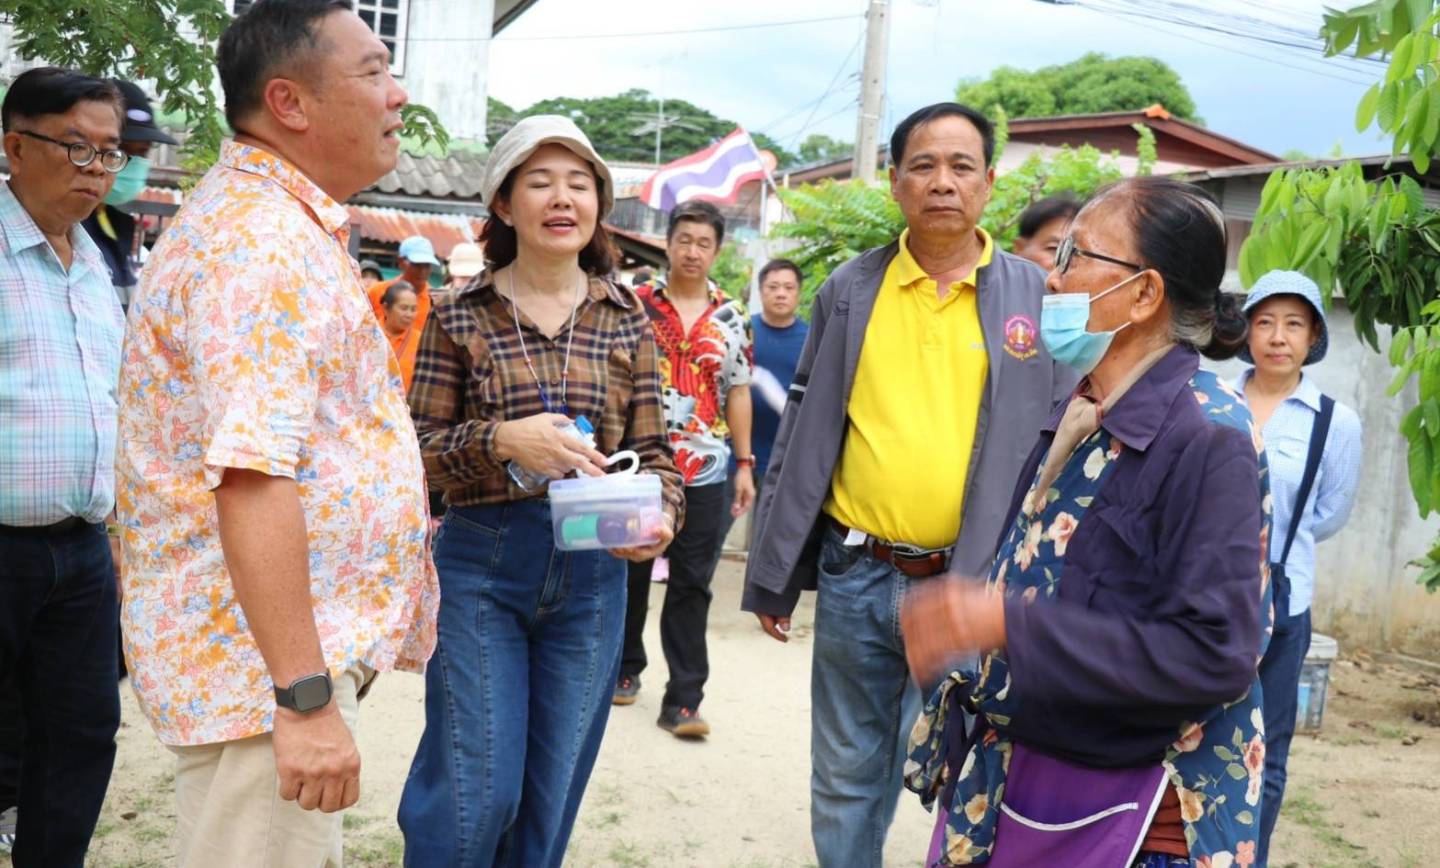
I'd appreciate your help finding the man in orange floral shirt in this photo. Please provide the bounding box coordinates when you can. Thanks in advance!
[114,2,437,865]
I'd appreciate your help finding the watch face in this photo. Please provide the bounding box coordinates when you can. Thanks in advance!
[291,674,333,712]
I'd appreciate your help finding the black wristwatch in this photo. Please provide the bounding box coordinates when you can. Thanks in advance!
[274,672,334,713]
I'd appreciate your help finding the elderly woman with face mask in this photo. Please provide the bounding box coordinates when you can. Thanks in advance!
[901,177,1271,868]
[1236,271,1361,867]
[397,116,682,867]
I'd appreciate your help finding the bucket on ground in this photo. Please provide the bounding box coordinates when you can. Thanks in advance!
[1296,632,1338,733]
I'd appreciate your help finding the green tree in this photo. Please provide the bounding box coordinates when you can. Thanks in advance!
[1239,0,1440,589]
[504,88,795,166]
[3,0,446,173]
[797,133,852,165]
[955,52,1199,121]
[772,119,1155,314]
[710,241,754,301]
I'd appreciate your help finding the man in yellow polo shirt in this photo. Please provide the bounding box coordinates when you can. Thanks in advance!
[742,103,1077,868]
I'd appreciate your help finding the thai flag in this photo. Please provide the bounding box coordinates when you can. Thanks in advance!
[640,128,769,212]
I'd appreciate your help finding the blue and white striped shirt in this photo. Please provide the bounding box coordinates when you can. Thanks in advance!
[1236,371,1363,616]
[0,180,124,526]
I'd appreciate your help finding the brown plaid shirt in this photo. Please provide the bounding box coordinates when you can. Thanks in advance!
[408,271,684,525]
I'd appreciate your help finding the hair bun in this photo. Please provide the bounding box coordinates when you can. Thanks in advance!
[1201,291,1248,361]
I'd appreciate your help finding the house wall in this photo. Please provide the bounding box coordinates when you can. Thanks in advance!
[402,0,493,142]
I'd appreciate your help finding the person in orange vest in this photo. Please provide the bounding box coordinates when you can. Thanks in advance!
[368,234,437,326]
[368,236,437,385]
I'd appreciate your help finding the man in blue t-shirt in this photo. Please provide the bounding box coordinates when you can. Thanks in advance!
[750,259,809,490]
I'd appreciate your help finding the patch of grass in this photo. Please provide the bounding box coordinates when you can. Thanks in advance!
[132,823,169,845]
[605,839,653,868]
[91,819,117,840]
[349,829,405,867]
[1376,723,1410,740]
[590,809,624,829]
[1283,789,1384,868]
[1326,734,1375,747]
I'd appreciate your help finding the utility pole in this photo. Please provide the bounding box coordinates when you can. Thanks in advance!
[853,0,891,183]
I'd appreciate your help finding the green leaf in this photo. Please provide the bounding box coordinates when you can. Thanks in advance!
[1380,83,1403,130]
[1399,403,1422,437]
[1236,810,1255,826]
[1295,220,1329,266]
[1226,763,1249,781]
[1408,431,1433,517]
[1213,745,1238,761]
[1392,327,1415,366]
[1415,149,1432,174]
[1424,398,1439,433]
[1358,82,1382,130]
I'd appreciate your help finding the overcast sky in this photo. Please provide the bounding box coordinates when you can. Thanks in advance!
[486,0,1386,161]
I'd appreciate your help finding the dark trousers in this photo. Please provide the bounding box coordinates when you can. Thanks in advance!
[621,482,728,709]
[0,521,121,867]
[1256,598,1312,868]
[0,680,19,810]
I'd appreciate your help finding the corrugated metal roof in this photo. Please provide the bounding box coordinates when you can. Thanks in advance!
[346,205,482,258]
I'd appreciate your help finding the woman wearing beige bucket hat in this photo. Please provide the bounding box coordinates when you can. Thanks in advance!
[397,116,684,866]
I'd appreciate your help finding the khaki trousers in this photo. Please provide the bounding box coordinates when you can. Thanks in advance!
[168,665,371,868]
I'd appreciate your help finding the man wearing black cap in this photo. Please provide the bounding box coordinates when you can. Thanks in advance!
[81,79,178,310]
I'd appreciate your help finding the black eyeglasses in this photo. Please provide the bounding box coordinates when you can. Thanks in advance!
[1055,235,1144,274]
[15,131,129,174]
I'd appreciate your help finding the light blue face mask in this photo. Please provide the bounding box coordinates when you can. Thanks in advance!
[104,155,150,206]
[1040,272,1144,374]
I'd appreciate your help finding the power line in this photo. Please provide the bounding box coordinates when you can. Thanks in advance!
[404,12,863,43]
[755,29,865,138]
[1063,0,1378,86]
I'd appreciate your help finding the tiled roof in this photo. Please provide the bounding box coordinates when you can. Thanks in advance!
[372,149,489,200]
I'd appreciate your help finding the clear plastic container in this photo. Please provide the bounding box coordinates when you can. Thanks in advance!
[507,416,595,492]
[1296,632,1338,733]
[548,472,664,551]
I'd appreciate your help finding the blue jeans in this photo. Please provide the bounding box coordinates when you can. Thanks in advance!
[1256,596,1311,868]
[0,521,119,868]
[811,524,931,868]
[398,501,626,868]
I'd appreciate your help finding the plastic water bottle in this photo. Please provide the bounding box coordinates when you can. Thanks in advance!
[507,415,596,492]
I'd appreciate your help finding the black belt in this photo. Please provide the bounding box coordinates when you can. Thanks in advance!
[0,516,93,536]
[826,516,951,579]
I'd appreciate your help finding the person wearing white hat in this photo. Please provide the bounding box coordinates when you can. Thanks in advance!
[445,241,484,291]
[1236,270,1362,867]
[397,115,683,867]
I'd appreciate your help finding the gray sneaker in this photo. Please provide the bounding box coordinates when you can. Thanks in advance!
[0,805,16,854]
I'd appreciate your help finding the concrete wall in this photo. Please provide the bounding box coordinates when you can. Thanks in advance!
[401,0,492,142]
[1207,301,1440,658]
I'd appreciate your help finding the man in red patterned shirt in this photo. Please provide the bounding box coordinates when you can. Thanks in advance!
[616,200,754,738]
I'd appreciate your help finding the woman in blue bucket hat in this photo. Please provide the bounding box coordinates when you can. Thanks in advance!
[1237,270,1363,867]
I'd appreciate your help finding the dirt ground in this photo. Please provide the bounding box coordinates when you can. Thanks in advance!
[67,559,1440,867]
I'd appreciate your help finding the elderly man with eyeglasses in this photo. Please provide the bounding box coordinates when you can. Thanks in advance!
[0,66,128,868]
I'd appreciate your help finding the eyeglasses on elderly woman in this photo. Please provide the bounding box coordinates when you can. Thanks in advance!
[1054,235,1144,275]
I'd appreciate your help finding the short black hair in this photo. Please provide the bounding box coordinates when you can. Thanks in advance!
[889,102,995,168]
[217,0,352,132]
[380,281,417,307]
[758,258,803,286]
[1018,194,1082,239]
[666,200,726,246]
[2,67,121,134]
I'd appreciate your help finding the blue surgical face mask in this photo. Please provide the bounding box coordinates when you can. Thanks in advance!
[1040,272,1144,374]
[104,155,150,206]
